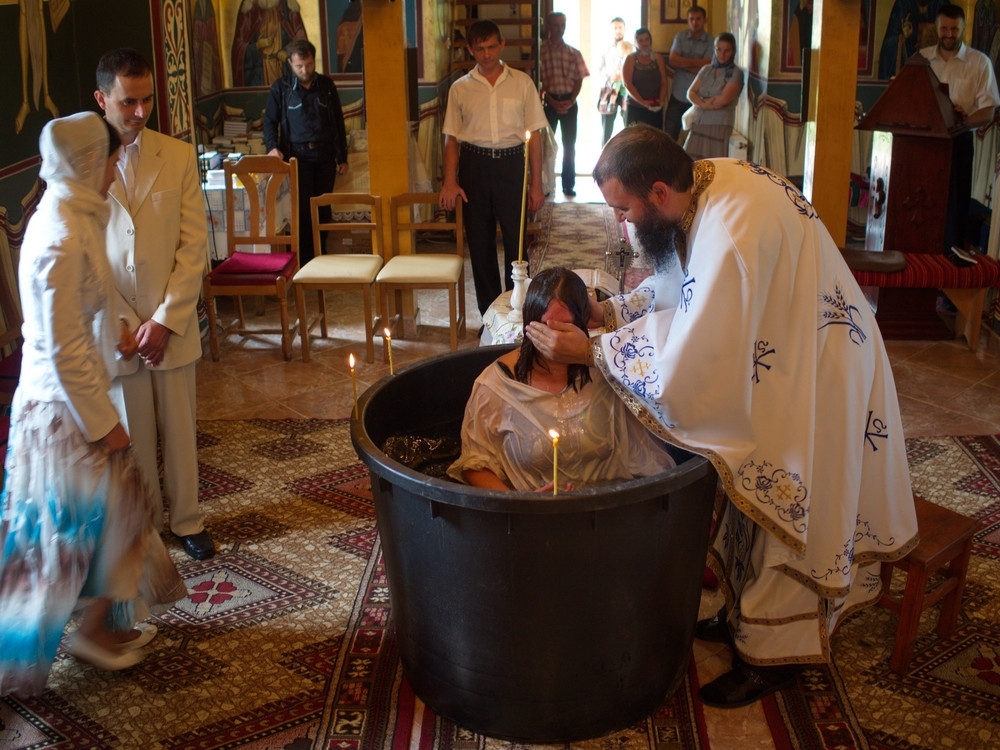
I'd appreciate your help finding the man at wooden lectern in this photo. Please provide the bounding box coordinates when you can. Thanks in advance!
[920,4,998,264]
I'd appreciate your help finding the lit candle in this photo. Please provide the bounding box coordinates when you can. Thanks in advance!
[549,429,559,496]
[517,131,531,263]
[384,328,394,375]
[349,353,358,420]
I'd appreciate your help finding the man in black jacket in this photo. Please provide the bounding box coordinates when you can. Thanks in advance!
[264,39,349,264]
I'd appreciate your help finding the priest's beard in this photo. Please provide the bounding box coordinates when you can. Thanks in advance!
[633,201,687,275]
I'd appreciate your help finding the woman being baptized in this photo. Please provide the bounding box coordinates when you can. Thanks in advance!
[448,266,676,492]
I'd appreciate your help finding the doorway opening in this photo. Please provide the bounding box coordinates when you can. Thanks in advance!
[550,0,643,181]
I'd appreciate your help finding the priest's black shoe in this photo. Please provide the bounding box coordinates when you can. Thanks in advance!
[694,607,733,645]
[177,530,215,560]
[698,659,799,709]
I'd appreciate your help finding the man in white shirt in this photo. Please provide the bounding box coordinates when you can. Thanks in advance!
[920,3,999,262]
[439,20,549,318]
[598,17,634,144]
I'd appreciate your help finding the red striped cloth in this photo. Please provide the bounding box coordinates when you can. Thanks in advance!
[850,252,1000,289]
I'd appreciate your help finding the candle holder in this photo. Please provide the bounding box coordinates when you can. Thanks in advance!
[507,260,530,324]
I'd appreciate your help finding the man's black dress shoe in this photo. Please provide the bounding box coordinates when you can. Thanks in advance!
[698,659,799,709]
[694,607,733,645]
[177,530,215,560]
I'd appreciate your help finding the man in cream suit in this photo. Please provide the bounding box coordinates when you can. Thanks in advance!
[95,48,214,560]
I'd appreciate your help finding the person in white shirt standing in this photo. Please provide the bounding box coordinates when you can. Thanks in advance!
[919,3,999,263]
[439,20,549,318]
[598,17,634,145]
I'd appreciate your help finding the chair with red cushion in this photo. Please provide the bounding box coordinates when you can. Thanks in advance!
[203,155,299,360]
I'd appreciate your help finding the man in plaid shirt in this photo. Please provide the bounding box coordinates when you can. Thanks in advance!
[540,12,589,197]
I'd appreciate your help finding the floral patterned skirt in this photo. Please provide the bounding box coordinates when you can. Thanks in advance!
[0,393,187,697]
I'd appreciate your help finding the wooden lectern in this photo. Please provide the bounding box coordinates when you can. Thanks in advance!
[857,55,963,339]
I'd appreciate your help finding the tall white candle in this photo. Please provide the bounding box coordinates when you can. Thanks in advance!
[349,353,358,419]
[518,131,531,263]
[383,328,394,375]
[549,429,559,495]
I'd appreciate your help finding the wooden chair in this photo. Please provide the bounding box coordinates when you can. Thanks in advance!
[293,193,384,363]
[203,156,299,361]
[878,495,980,673]
[375,193,466,355]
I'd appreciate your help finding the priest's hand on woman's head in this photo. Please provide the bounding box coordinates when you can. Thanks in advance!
[524,319,591,366]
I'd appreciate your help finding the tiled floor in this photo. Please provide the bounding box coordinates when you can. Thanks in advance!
[195,190,1000,749]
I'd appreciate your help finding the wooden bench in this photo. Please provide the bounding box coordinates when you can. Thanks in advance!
[847,251,1000,352]
[878,495,980,673]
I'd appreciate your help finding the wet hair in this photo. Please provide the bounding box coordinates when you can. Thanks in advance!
[286,38,317,60]
[515,267,592,391]
[594,124,694,197]
[467,19,503,47]
[96,48,152,94]
[103,117,122,157]
[938,4,965,23]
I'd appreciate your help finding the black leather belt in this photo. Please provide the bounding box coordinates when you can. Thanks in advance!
[547,92,574,101]
[461,143,525,159]
[291,141,331,151]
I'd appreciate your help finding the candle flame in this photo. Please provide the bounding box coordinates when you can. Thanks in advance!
[525,130,531,141]
[349,353,355,368]
[383,328,391,339]
[549,429,559,440]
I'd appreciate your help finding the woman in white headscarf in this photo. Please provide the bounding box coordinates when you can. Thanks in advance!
[0,112,186,697]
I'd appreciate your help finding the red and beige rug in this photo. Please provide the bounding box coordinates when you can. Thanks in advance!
[2,422,999,750]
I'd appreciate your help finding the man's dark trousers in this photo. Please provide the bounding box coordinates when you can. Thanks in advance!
[545,97,578,194]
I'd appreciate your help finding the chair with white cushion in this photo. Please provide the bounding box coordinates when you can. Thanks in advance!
[376,193,466,354]
[293,193,383,363]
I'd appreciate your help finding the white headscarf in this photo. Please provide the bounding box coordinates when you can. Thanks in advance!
[37,111,114,225]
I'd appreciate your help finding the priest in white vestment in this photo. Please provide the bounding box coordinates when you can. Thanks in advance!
[525,125,919,708]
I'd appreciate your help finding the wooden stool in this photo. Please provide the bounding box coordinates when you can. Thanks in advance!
[878,495,979,673]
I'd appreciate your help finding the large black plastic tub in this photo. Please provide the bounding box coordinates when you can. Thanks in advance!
[351,346,717,743]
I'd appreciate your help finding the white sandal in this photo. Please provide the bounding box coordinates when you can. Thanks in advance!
[122,622,158,651]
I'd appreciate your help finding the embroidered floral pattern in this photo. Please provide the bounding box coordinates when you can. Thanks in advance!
[738,458,809,533]
[812,516,898,581]
[611,287,655,323]
[813,538,855,582]
[819,284,868,346]
[739,161,819,220]
[752,340,775,384]
[608,326,660,401]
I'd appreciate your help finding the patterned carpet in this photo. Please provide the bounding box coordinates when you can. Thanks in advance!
[529,202,652,290]
[2,420,999,749]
